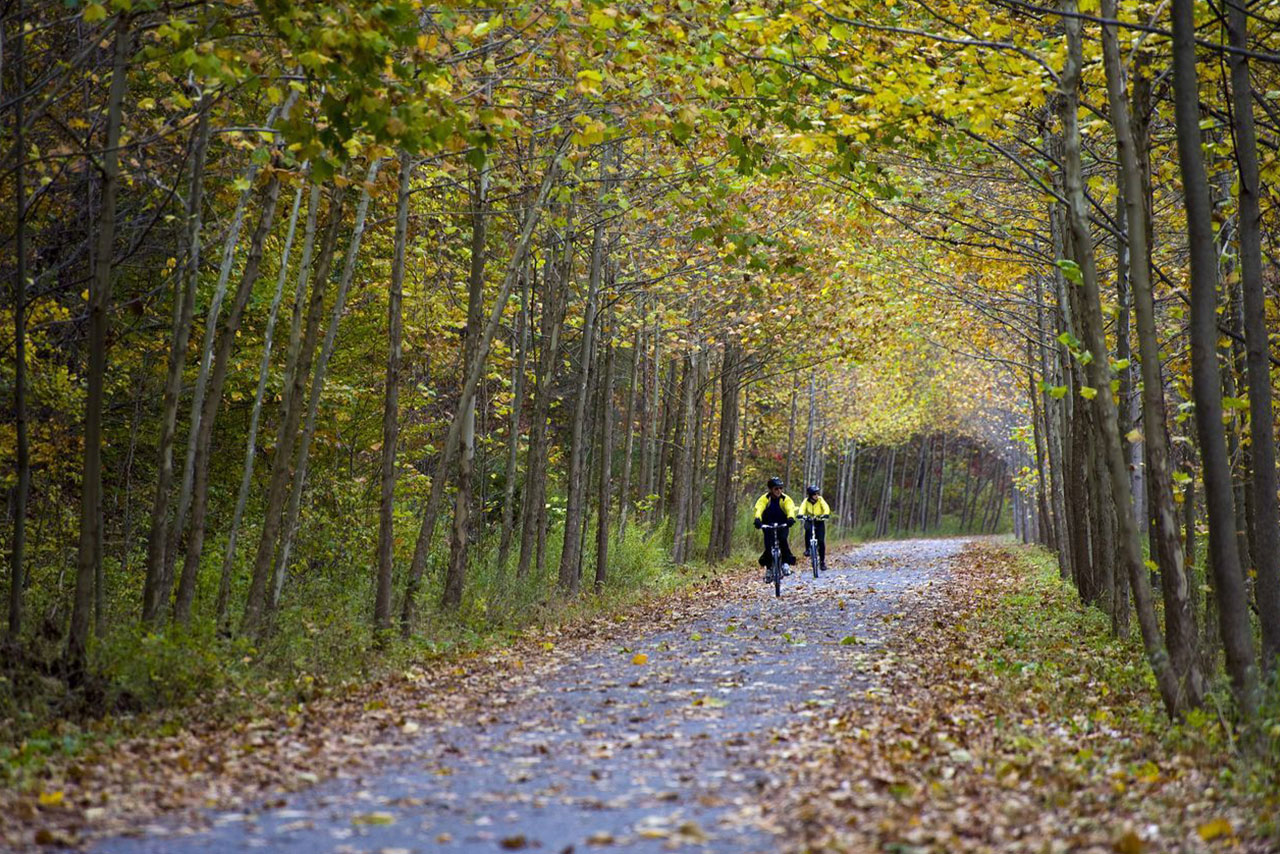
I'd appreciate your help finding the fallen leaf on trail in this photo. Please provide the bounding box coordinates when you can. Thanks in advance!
[1197,818,1233,841]
[631,653,648,665]
[1113,829,1144,853]
[352,811,395,826]
[500,834,530,849]
[36,792,64,808]
[34,827,77,846]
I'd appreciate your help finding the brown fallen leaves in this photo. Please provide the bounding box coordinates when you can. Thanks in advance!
[0,566,758,852]
[766,543,1275,854]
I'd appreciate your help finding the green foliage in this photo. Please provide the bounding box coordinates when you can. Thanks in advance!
[997,546,1279,831]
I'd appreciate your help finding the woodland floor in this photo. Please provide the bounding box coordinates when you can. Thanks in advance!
[5,539,1273,853]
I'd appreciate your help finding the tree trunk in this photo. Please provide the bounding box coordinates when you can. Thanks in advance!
[784,384,798,489]
[707,342,741,562]
[140,103,213,624]
[595,329,616,591]
[374,153,412,634]
[497,264,531,571]
[875,448,895,539]
[173,174,283,624]
[655,360,676,520]
[402,140,568,631]
[639,317,660,506]
[69,15,130,678]
[444,166,490,611]
[558,221,604,593]
[670,353,699,564]
[272,161,382,612]
[1064,0,1188,718]
[617,322,642,540]
[688,348,708,541]
[517,243,566,580]
[1170,0,1259,716]
[160,98,294,619]
[240,183,348,638]
[1225,0,1280,673]
[216,183,315,629]
[8,0,30,638]
[1100,0,1203,704]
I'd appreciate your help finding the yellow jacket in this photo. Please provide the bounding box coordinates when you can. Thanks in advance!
[753,492,798,522]
[798,496,831,517]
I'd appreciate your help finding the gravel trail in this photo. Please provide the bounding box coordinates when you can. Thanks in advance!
[98,538,968,854]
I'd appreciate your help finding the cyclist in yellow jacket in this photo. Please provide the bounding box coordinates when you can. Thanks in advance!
[798,485,831,572]
[753,477,798,580]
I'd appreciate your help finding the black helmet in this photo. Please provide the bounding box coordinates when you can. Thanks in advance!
[806,485,820,496]
[767,477,784,489]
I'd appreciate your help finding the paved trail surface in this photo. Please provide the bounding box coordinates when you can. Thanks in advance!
[98,539,966,854]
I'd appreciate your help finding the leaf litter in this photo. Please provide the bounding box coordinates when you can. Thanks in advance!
[766,542,1274,854]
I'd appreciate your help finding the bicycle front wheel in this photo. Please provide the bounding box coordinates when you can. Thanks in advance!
[812,549,819,578]
[773,554,783,598]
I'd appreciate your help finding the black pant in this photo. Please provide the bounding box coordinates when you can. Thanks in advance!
[803,519,826,562]
[759,526,796,567]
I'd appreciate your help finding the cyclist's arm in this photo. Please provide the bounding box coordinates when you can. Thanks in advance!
[752,493,768,521]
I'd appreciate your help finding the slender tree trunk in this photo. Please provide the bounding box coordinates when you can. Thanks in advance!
[687,348,708,541]
[876,448,895,539]
[595,329,616,591]
[784,383,797,488]
[401,139,568,631]
[240,184,348,637]
[160,99,294,618]
[708,342,741,561]
[1114,170,1145,538]
[655,360,676,520]
[1064,0,1186,717]
[216,183,314,629]
[497,265,531,571]
[444,166,490,610]
[639,317,659,506]
[517,246,566,579]
[1170,0,1259,716]
[670,353,698,564]
[69,16,130,677]
[271,161,382,612]
[559,222,604,593]
[8,0,30,638]
[1100,0,1203,703]
[140,103,213,624]
[1225,0,1280,672]
[617,323,641,540]
[851,447,866,530]
[173,175,283,624]
[374,153,412,634]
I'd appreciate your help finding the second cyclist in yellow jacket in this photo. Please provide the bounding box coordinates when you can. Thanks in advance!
[798,485,831,571]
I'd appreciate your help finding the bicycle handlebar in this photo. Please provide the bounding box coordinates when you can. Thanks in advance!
[801,515,829,521]
[759,522,789,530]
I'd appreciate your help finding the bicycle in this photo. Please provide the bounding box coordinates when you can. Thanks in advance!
[760,522,789,598]
[802,514,829,578]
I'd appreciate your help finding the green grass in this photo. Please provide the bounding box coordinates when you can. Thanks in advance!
[995,544,1280,835]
